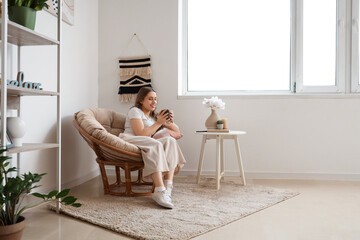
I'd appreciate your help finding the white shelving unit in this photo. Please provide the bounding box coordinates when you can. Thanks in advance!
[1,1,63,210]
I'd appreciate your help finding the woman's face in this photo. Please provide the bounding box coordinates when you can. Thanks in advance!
[140,91,157,112]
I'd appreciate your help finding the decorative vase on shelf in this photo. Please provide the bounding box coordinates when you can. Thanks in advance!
[7,117,26,147]
[205,109,221,129]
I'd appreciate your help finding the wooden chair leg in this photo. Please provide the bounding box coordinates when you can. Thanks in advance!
[115,166,121,184]
[96,158,153,197]
[98,161,110,194]
[137,169,143,183]
[124,164,132,195]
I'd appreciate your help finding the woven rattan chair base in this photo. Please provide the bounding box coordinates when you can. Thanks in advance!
[73,111,154,197]
[97,158,154,197]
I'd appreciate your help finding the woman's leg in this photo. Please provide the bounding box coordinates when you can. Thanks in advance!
[157,137,186,173]
[119,135,170,178]
[151,171,173,209]
[152,171,164,187]
[119,135,175,208]
[164,170,174,181]
[163,169,174,198]
[156,137,184,198]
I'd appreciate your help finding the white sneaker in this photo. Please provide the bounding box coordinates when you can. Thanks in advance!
[152,190,174,209]
[165,185,173,198]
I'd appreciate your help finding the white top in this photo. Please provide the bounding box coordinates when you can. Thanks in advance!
[123,107,155,135]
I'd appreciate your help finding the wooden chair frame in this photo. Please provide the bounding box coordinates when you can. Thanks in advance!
[73,112,154,197]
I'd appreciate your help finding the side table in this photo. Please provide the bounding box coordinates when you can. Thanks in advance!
[195,130,247,190]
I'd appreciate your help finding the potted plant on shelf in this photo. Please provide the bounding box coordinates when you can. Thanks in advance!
[7,0,50,30]
[216,120,224,129]
[0,148,81,240]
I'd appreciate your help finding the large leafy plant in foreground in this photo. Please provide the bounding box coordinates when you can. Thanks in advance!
[0,149,81,225]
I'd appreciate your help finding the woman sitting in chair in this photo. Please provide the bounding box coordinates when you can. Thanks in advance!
[119,87,186,209]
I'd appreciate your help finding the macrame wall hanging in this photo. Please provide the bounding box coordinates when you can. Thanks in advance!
[118,33,152,102]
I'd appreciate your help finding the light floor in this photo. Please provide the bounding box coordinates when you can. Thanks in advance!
[22,176,360,240]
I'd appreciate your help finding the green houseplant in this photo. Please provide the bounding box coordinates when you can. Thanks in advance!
[216,120,224,129]
[7,0,50,30]
[0,148,81,239]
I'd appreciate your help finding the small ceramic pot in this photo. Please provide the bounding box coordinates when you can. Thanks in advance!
[217,124,224,129]
[7,117,26,147]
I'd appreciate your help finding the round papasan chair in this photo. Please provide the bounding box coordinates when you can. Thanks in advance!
[73,108,153,197]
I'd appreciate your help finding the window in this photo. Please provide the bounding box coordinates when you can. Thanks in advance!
[352,0,360,92]
[296,0,345,93]
[179,0,349,95]
[303,0,337,86]
[187,0,290,92]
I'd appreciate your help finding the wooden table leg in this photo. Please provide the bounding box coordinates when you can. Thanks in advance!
[220,137,224,180]
[234,136,246,185]
[196,135,207,184]
[216,135,221,190]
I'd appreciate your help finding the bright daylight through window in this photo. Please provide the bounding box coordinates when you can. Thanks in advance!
[184,0,342,94]
[188,0,290,92]
[303,0,336,86]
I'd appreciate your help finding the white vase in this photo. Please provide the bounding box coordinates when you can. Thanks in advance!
[7,117,26,147]
[205,109,221,129]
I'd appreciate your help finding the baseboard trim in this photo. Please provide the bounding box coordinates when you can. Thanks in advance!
[38,168,100,193]
[104,166,360,181]
[62,168,100,189]
[25,168,100,207]
[178,169,360,181]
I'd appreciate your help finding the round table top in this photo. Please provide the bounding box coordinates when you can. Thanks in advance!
[195,130,246,135]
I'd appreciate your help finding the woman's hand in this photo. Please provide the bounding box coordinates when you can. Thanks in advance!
[164,110,174,125]
[157,110,169,125]
[163,110,180,132]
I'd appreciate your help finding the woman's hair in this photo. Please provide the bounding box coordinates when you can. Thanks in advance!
[133,86,157,119]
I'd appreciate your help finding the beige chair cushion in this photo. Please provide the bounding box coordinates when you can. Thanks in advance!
[77,108,142,161]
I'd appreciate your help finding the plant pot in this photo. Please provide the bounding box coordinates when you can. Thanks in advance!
[8,6,36,30]
[205,109,221,129]
[0,216,26,240]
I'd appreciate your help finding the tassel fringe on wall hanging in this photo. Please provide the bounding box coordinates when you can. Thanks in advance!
[118,34,152,102]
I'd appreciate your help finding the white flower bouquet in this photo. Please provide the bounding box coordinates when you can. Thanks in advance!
[202,96,225,110]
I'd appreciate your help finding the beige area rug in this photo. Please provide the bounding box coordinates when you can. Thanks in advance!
[49,178,298,240]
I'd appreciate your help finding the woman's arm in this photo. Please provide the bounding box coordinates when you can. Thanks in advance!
[163,110,180,132]
[130,111,168,136]
[164,122,180,132]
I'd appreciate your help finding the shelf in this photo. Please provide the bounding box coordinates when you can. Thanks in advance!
[0,21,59,46]
[6,85,59,96]
[1,5,62,212]
[7,143,59,154]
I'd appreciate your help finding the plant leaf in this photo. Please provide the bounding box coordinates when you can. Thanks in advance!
[56,189,70,199]
[46,190,58,199]
[32,192,46,199]
[61,196,77,205]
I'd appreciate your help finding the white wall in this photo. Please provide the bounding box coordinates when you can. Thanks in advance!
[98,0,360,180]
[8,0,99,190]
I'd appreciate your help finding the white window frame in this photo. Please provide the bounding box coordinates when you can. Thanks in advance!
[179,0,347,96]
[351,0,360,92]
[178,0,187,96]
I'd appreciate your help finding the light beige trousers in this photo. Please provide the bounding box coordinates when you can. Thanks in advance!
[119,134,186,178]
